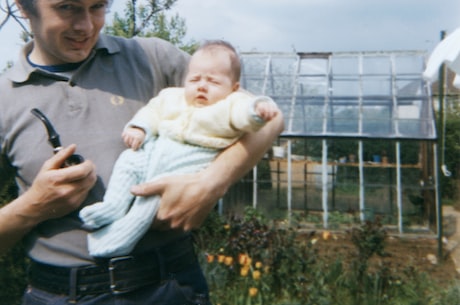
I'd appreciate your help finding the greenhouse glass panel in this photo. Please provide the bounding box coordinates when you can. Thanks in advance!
[362,56,391,74]
[241,51,437,140]
[331,78,360,97]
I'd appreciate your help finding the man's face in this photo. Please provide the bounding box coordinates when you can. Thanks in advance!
[26,0,108,65]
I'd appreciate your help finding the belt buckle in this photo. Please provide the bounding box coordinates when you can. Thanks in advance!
[108,255,134,294]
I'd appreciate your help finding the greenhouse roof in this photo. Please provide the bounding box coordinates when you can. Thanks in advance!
[240,51,437,140]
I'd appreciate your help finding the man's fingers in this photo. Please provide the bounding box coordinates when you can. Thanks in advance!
[130,180,163,197]
[42,144,78,170]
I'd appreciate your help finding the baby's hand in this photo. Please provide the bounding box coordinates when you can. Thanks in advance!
[122,127,146,150]
[255,101,279,122]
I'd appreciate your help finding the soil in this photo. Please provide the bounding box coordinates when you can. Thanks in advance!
[307,204,460,288]
[312,231,459,287]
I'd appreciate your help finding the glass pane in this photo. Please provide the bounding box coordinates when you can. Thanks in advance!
[240,51,435,140]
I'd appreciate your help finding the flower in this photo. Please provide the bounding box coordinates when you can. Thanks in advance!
[206,254,215,263]
[217,255,225,263]
[238,253,252,266]
[252,270,261,280]
[223,224,231,230]
[240,266,249,277]
[224,256,233,266]
[255,261,263,269]
[322,231,331,240]
[249,287,258,297]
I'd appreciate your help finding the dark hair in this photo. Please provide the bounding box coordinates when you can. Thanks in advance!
[17,0,114,16]
[17,0,37,16]
[196,40,241,82]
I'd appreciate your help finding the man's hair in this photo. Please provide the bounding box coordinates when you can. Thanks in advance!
[17,0,114,16]
[196,40,241,83]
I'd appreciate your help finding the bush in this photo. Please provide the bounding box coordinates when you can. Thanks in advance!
[194,208,460,305]
[0,179,27,305]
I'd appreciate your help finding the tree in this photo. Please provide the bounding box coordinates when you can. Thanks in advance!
[104,0,198,53]
[0,0,32,40]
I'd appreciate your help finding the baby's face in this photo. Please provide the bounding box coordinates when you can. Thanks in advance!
[184,50,239,107]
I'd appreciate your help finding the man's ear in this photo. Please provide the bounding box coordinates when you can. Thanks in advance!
[233,82,240,92]
[15,0,29,18]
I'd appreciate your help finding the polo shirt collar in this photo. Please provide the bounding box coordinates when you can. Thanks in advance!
[8,34,120,84]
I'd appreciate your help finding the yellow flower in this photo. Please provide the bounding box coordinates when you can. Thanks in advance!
[255,261,263,269]
[240,266,249,277]
[252,270,261,280]
[223,224,231,230]
[264,266,270,274]
[311,238,318,245]
[249,287,258,297]
[238,253,251,266]
[217,255,225,263]
[224,256,233,266]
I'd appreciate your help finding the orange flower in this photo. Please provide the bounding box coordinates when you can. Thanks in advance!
[322,231,331,240]
[217,255,225,263]
[206,254,215,263]
[249,287,258,297]
[224,256,233,266]
[252,270,261,280]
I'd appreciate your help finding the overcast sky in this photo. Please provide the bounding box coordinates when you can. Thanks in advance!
[1,0,460,68]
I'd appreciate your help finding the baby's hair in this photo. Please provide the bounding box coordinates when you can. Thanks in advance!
[196,40,241,83]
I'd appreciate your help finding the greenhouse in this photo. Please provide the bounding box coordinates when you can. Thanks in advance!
[222,50,440,235]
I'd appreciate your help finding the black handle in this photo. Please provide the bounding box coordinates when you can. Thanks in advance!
[31,108,84,167]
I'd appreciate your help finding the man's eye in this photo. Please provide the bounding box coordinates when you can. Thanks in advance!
[92,2,108,11]
[58,4,76,11]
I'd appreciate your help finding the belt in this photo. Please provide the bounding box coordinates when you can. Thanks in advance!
[28,236,197,297]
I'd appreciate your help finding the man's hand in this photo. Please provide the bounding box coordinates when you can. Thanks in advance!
[131,171,221,231]
[0,144,97,254]
[22,144,97,224]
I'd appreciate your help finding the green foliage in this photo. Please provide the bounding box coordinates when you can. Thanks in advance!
[104,0,199,53]
[440,99,460,199]
[0,178,27,305]
[195,208,460,305]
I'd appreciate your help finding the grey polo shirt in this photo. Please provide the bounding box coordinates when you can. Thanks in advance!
[0,34,190,266]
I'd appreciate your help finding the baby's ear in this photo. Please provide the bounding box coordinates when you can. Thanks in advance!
[233,82,240,92]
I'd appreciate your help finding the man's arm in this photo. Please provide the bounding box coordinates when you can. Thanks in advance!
[0,145,96,255]
[131,109,284,230]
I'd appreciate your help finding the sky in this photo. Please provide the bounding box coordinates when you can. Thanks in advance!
[1,0,460,68]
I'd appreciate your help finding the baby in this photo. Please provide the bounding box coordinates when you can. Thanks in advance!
[79,40,279,257]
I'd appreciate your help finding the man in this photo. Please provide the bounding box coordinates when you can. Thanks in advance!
[0,0,284,304]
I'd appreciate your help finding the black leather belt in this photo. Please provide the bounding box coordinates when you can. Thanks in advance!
[28,236,197,297]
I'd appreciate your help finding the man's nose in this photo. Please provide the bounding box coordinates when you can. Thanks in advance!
[73,9,95,32]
